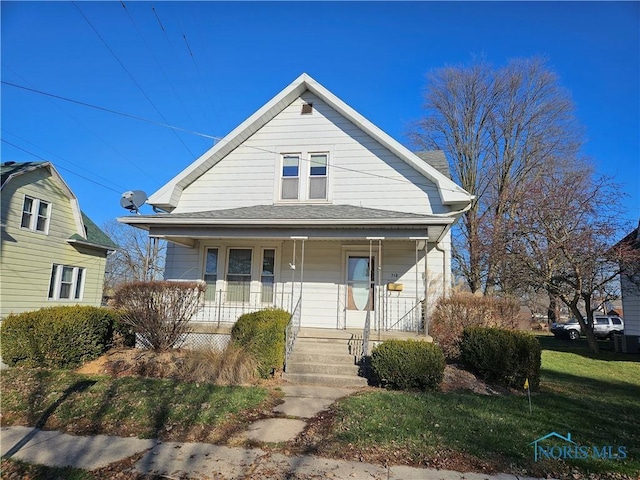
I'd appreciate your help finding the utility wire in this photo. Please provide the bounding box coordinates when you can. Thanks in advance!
[2,139,123,194]
[120,1,205,146]
[2,129,128,192]
[73,1,197,158]
[3,80,469,194]
[151,3,218,135]
[2,63,158,181]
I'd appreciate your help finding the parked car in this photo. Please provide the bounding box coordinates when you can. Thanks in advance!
[551,318,582,340]
[551,316,624,340]
[592,315,624,339]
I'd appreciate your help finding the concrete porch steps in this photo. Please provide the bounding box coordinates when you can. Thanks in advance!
[283,329,368,388]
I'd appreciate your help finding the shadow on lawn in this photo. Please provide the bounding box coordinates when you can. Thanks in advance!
[3,379,97,460]
[537,334,640,362]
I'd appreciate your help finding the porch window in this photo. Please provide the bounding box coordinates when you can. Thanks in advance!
[309,153,328,200]
[204,248,218,301]
[347,256,374,311]
[261,249,275,303]
[21,196,50,233]
[281,154,300,200]
[227,248,252,302]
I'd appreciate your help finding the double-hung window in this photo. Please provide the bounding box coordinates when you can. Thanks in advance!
[309,153,328,200]
[21,196,50,233]
[281,154,300,200]
[48,264,85,300]
[261,249,276,303]
[226,248,252,302]
[204,248,218,301]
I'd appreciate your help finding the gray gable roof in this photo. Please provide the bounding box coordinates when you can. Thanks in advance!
[415,151,451,179]
[133,204,437,223]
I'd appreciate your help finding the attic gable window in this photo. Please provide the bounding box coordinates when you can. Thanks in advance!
[301,102,313,114]
[309,153,328,200]
[281,154,300,200]
[21,196,50,233]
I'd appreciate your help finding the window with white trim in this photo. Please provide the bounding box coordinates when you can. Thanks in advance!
[309,153,328,200]
[226,248,252,302]
[261,249,275,303]
[204,248,218,301]
[48,264,85,300]
[21,196,50,233]
[281,154,300,200]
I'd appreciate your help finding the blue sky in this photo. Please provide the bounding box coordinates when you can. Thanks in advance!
[2,1,639,231]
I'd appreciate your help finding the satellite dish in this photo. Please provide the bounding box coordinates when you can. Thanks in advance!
[120,190,148,214]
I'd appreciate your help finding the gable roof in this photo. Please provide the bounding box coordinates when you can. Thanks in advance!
[1,161,116,252]
[68,212,118,251]
[148,73,473,212]
[1,161,48,189]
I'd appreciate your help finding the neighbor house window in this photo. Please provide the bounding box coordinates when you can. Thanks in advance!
[226,248,252,302]
[204,248,218,301]
[48,264,85,300]
[281,154,300,200]
[21,196,50,233]
[309,153,328,200]
[261,249,275,303]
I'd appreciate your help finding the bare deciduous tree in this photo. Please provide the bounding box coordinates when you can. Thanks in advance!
[503,166,639,353]
[102,220,166,296]
[411,57,582,295]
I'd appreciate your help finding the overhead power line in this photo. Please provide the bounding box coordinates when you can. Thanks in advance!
[2,81,469,195]
[72,1,197,158]
[2,139,124,194]
[1,81,218,141]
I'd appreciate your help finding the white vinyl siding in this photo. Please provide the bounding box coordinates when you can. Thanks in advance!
[621,273,640,336]
[173,92,444,215]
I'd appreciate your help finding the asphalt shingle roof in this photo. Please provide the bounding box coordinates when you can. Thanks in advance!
[141,204,435,222]
[0,161,46,188]
[68,212,118,250]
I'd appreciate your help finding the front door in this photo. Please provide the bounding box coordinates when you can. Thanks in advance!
[345,254,375,329]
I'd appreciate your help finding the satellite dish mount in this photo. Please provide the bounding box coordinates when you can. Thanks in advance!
[120,190,148,214]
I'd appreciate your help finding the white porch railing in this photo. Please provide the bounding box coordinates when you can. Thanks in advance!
[284,297,302,372]
[192,290,293,327]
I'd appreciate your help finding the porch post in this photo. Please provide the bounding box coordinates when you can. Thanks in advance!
[411,237,428,334]
[290,236,307,316]
[366,237,384,336]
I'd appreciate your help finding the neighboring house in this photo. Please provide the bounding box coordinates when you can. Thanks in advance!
[618,222,640,353]
[1,161,117,318]
[120,73,473,334]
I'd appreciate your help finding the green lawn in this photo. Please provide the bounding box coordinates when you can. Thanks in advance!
[318,335,640,478]
[0,369,275,442]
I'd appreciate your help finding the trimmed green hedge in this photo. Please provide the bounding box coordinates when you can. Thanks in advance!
[230,308,290,378]
[460,327,541,391]
[0,306,131,369]
[371,339,445,391]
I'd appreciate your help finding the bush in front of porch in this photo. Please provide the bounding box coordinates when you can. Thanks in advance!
[230,308,290,378]
[370,339,445,391]
[429,292,520,360]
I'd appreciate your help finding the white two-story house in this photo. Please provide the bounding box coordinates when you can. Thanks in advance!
[120,74,473,336]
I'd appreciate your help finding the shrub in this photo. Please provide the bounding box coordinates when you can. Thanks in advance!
[430,292,520,359]
[230,309,290,378]
[112,281,206,351]
[180,344,259,385]
[371,339,445,391]
[460,327,541,391]
[0,306,123,368]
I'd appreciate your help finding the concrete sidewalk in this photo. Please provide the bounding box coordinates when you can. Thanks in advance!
[1,426,543,480]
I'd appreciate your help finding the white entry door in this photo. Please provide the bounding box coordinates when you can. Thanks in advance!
[345,254,375,329]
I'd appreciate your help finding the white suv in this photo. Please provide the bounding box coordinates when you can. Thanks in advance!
[592,316,624,340]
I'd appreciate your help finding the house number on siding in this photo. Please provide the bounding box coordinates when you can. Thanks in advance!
[390,273,399,278]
